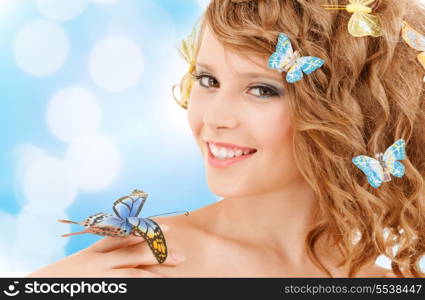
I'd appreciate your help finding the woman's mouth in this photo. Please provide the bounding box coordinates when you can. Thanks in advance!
[206,141,257,168]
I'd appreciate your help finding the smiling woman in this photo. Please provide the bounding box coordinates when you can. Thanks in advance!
[27,0,425,279]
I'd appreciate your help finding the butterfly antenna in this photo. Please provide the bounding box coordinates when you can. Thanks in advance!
[320,4,347,10]
[58,219,80,225]
[147,210,190,218]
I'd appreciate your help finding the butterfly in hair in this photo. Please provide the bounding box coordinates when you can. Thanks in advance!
[352,139,406,188]
[58,189,188,264]
[400,21,425,82]
[321,0,383,37]
[268,33,324,83]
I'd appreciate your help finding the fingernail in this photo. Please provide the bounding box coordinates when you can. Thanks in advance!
[171,252,186,262]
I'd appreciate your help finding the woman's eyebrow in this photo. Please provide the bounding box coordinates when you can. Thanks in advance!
[195,62,284,85]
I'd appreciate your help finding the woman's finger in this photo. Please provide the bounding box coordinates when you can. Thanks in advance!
[109,268,166,278]
[90,224,169,253]
[103,240,185,268]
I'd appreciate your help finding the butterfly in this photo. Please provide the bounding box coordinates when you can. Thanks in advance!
[401,21,425,82]
[174,27,198,109]
[321,0,383,37]
[352,139,406,188]
[268,33,324,83]
[58,189,187,264]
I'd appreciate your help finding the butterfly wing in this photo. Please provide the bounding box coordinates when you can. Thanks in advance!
[382,139,406,178]
[418,52,425,69]
[286,63,303,83]
[401,22,425,52]
[286,56,324,83]
[348,12,382,37]
[61,213,132,237]
[127,217,167,264]
[352,155,385,188]
[297,56,325,75]
[268,33,294,71]
[112,189,148,219]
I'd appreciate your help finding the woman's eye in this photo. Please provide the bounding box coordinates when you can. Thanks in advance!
[195,74,219,88]
[247,86,279,98]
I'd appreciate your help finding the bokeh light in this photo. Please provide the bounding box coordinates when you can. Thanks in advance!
[36,0,88,21]
[23,156,78,214]
[88,36,144,92]
[13,19,69,76]
[46,87,102,143]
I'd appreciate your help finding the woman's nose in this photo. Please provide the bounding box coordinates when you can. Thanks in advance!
[202,89,239,130]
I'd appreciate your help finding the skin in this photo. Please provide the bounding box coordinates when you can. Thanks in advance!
[27,25,399,278]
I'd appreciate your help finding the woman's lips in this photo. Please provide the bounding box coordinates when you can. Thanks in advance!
[206,142,257,168]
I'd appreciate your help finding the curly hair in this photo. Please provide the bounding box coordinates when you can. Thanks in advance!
[175,0,425,278]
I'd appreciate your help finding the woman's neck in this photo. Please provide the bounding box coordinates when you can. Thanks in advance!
[211,179,326,265]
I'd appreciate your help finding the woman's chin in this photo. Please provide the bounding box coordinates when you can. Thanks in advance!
[206,179,252,200]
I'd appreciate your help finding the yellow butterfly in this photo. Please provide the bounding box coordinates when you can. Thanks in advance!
[321,0,383,37]
[173,28,197,110]
[401,21,425,82]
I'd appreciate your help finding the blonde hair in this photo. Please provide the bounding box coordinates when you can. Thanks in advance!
[175,0,425,278]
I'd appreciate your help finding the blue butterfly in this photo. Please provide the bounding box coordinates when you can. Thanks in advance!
[58,189,169,263]
[268,33,325,83]
[352,139,406,188]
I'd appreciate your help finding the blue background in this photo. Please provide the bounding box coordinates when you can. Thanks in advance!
[0,0,217,275]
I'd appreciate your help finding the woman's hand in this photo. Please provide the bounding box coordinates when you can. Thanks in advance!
[26,224,185,277]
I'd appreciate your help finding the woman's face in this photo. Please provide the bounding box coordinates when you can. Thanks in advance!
[187,25,302,198]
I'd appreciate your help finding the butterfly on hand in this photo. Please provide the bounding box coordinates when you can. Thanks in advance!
[401,21,425,82]
[352,139,406,188]
[321,0,383,37]
[58,190,171,264]
[268,33,324,83]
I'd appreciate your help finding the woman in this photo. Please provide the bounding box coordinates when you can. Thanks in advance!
[28,0,425,278]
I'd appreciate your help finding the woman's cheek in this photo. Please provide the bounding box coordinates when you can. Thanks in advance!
[187,90,204,141]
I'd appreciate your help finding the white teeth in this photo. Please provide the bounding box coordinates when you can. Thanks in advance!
[209,143,255,160]
[218,147,229,159]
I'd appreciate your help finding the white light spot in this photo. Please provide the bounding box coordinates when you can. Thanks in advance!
[14,19,69,76]
[66,134,122,191]
[37,0,88,21]
[14,145,47,177]
[23,156,78,214]
[375,255,392,270]
[89,36,144,92]
[46,87,102,143]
